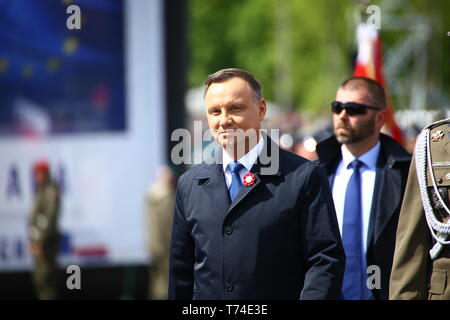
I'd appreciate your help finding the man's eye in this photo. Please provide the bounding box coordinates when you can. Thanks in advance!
[210,109,220,115]
[231,106,241,111]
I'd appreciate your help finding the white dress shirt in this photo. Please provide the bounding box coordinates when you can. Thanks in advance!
[332,141,381,252]
[222,136,264,189]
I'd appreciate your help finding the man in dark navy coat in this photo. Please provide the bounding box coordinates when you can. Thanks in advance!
[168,68,345,300]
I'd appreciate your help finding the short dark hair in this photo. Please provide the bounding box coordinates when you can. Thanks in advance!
[339,76,386,109]
[204,68,263,101]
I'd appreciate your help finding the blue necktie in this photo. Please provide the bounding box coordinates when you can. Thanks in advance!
[228,161,244,201]
[342,159,370,300]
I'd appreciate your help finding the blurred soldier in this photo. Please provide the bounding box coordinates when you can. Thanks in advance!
[146,166,175,300]
[28,160,61,300]
[390,118,450,300]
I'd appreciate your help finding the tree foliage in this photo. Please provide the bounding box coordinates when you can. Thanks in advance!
[188,0,449,114]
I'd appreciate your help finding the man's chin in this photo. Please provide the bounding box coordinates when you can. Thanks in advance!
[219,137,249,153]
[336,134,352,144]
[217,136,234,146]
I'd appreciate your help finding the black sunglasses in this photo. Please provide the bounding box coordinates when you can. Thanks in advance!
[331,101,381,115]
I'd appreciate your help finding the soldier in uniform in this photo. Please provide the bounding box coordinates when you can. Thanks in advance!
[390,118,450,299]
[28,160,61,300]
[146,166,176,300]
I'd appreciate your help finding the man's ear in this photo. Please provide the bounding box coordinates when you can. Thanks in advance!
[376,108,387,129]
[259,99,267,121]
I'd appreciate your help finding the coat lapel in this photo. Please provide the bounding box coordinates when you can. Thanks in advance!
[315,135,341,188]
[227,170,262,214]
[193,147,231,212]
[372,134,412,243]
[200,164,231,210]
[373,157,402,242]
[227,135,282,214]
[366,165,383,251]
[194,135,282,216]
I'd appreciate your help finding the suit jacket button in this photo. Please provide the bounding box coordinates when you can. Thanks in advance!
[224,226,233,235]
[225,283,233,292]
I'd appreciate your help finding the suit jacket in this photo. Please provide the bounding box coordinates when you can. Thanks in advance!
[169,136,345,300]
[316,133,411,300]
[389,156,431,299]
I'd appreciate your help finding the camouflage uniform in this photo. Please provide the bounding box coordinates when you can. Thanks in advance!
[29,179,60,300]
[146,180,175,300]
[390,118,450,299]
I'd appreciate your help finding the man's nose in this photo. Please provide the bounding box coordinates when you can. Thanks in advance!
[219,112,232,126]
[337,108,349,119]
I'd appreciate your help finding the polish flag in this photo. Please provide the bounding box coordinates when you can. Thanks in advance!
[353,23,404,145]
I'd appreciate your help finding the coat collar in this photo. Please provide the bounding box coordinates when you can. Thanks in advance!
[316,133,411,170]
[192,134,282,215]
[193,133,283,179]
[222,134,264,173]
[316,133,411,244]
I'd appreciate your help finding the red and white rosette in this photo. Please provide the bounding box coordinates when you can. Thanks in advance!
[431,130,444,142]
[243,173,256,186]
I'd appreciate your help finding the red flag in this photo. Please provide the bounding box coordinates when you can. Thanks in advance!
[353,24,404,145]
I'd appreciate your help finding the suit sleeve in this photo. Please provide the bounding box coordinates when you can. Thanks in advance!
[168,174,195,300]
[389,156,430,299]
[300,165,346,300]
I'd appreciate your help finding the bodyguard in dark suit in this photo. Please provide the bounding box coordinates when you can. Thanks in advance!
[169,68,345,300]
[316,77,411,300]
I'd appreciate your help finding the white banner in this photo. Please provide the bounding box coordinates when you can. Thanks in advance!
[0,0,165,271]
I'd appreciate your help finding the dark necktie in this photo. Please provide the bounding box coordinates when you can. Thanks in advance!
[228,161,244,201]
[341,159,367,300]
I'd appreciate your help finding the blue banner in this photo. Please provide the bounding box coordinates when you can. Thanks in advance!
[0,0,125,135]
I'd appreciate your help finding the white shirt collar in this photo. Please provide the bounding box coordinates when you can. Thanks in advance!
[341,140,381,170]
[222,135,264,172]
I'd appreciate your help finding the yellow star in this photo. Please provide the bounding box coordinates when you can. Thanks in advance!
[22,64,33,78]
[0,59,8,73]
[63,37,79,55]
[47,58,60,72]
[62,0,73,5]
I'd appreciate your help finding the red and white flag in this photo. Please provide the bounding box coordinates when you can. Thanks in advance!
[353,23,404,145]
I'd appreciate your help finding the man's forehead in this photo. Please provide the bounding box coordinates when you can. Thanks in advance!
[205,97,248,109]
[206,78,253,98]
[336,87,369,100]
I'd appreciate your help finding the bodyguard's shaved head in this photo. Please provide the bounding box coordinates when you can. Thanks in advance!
[339,77,386,109]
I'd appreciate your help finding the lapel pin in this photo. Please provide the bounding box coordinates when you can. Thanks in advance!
[243,173,256,186]
[431,130,444,142]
